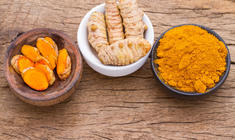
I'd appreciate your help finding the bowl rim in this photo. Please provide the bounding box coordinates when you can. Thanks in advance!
[150,24,231,96]
[77,3,154,71]
[4,28,83,102]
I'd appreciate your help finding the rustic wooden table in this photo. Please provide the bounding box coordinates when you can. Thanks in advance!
[0,0,235,139]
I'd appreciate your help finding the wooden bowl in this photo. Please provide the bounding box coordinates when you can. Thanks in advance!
[4,28,83,106]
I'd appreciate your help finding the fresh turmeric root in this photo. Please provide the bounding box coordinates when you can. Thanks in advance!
[11,55,34,74]
[35,63,55,85]
[21,45,41,62]
[88,12,109,52]
[105,0,124,44]
[118,0,145,39]
[98,38,151,65]
[57,49,71,80]
[22,67,49,91]
[36,37,58,69]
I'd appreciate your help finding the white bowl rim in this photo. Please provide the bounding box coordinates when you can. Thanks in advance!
[77,3,154,71]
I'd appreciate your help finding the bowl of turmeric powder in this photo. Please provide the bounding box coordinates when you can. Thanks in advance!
[151,24,231,95]
[4,28,83,106]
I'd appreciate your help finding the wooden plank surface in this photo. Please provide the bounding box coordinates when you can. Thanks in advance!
[0,0,235,139]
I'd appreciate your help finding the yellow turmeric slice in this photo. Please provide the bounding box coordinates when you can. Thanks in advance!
[105,0,124,44]
[11,55,34,74]
[35,63,55,85]
[118,0,145,39]
[44,37,58,56]
[11,55,23,74]
[36,37,57,57]
[21,45,41,62]
[98,38,151,65]
[22,67,49,91]
[46,55,57,70]
[57,49,71,80]
[36,56,52,69]
[36,37,58,69]
[88,12,109,52]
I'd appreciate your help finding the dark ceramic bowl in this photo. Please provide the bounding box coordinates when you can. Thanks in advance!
[4,28,83,106]
[150,24,231,96]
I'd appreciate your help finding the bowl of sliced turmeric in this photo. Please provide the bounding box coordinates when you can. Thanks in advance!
[77,0,154,77]
[151,24,231,95]
[4,28,83,106]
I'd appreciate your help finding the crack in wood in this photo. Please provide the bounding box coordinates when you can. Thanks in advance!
[173,7,210,11]
[15,133,32,140]
[113,120,145,126]
[144,10,181,15]
[191,132,235,139]
[149,119,209,125]
[1,133,20,139]
[40,126,64,131]
[104,105,139,109]
[94,134,112,140]
[116,129,150,134]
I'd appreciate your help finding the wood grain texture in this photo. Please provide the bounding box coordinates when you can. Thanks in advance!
[0,0,235,139]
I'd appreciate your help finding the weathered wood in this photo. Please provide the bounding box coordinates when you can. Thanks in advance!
[0,0,235,139]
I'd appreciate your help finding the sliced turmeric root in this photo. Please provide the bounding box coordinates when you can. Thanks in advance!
[57,49,71,80]
[35,63,55,85]
[36,37,58,69]
[11,55,23,74]
[22,67,49,91]
[21,45,41,62]
[45,55,57,70]
[11,55,34,74]
[36,56,52,69]
[44,37,58,56]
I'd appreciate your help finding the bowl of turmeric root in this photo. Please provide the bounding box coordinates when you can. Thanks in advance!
[151,24,231,95]
[78,0,154,77]
[5,28,83,106]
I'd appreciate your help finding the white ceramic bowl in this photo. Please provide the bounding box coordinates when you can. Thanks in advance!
[77,3,154,77]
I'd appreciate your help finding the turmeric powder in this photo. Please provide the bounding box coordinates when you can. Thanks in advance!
[155,25,227,93]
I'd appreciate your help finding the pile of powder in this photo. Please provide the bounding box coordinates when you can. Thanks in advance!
[155,25,228,93]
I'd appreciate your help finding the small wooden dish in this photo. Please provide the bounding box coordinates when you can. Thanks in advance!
[4,28,83,106]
